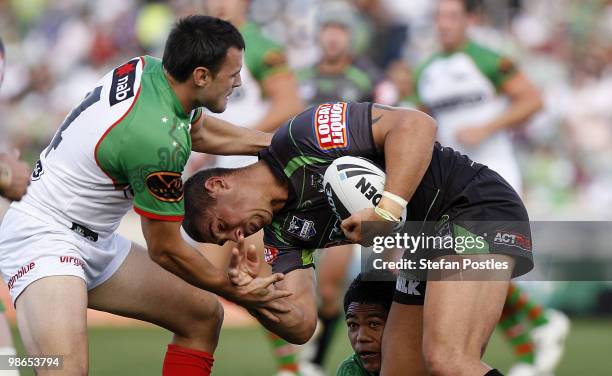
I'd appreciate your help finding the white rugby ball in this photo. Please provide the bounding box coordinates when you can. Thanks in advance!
[323,156,407,224]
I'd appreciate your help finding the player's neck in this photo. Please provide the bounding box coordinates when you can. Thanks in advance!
[164,70,195,115]
[318,55,353,75]
[240,162,288,212]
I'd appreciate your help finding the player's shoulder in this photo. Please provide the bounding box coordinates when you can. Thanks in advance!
[463,40,506,62]
[336,354,370,376]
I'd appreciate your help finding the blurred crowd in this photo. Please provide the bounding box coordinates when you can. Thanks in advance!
[0,0,611,219]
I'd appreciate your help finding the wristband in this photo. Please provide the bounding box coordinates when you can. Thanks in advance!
[382,191,408,208]
[374,206,400,222]
[0,163,11,191]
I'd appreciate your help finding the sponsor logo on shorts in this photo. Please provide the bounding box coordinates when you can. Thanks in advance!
[109,58,138,106]
[313,102,349,150]
[145,171,183,202]
[59,256,85,268]
[395,276,421,296]
[8,262,35,290]
[264,246,279,265]
[493,231,531,252]
[287,216,316,240]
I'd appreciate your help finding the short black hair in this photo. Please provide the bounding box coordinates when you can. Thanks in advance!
[162,15,245,82]
[182,167,238,242]
[343,271,397,315]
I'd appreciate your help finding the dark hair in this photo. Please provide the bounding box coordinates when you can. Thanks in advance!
[182,167,238,242]
[162,15,245,82]
[343,271,397,314]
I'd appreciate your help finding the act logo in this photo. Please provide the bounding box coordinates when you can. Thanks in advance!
[494,231,531,251]
[264,246,279,265]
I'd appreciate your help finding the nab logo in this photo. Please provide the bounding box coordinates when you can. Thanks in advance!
[396,276,421,296]
[110,58,138,106]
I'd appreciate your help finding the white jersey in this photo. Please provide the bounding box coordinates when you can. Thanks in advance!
[415,41,522,192]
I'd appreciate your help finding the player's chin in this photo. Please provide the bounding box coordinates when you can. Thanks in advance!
[359,352,381,372]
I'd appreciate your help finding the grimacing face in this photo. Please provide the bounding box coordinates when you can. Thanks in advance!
[197,181,273,245]
[346,302,388,373]
[200,47,243,113]
[436,0,469,51]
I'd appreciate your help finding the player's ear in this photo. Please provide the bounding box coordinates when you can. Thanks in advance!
[193,66,212,87]
[204,176,228,196]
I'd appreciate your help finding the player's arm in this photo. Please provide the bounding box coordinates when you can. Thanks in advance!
[486,71,543,133]
[456,58,543,146]
[253,70,304,132]
[341,104,437,241]
[141,217,292,321]
[190,114,272,156]
[373,105,436,215]
[247,267,318,344]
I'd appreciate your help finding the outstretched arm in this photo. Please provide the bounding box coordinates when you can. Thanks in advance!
[190,114,272,155]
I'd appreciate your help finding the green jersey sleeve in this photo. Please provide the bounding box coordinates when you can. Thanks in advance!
[241,22,290,83]
[464,41,518,91]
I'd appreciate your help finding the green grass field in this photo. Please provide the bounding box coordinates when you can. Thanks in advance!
[11,318,612,375]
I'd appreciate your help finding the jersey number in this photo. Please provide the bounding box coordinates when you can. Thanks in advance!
[45,86,102,157]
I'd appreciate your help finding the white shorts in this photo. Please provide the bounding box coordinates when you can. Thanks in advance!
[0,207,131,304]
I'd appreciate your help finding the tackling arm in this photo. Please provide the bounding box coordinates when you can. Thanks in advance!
[141,217,292,321]
[190,114,272,155]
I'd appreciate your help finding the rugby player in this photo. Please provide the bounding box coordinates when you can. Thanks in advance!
[183,101,534,375]
[201,1,305,375]
[0,16,291,376]
[413,1,569,374]
[337,271,395,376]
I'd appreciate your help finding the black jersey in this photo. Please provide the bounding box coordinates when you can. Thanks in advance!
[258,102,491,274]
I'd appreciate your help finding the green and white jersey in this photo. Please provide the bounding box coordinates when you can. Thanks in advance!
[16,56,201,236]
[212,22,288,128]
[336,354,376,376]
[414,41,522,191]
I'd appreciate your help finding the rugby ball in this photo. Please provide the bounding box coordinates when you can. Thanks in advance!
[323,156,407,223]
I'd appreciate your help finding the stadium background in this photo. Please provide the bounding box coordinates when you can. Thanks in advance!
[0,0,611,374]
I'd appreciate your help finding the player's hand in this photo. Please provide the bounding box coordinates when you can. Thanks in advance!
[229,273,293,323]
[455,125,493,147]
[341,208,379,244]
[228,235,263,286]
[0,150,31,201]
[227,236,293,322]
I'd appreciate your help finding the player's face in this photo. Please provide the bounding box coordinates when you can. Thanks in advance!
[345,303,388,373]
[199,189,272,245]
[436,0,469,51]
[204,0,247,23]
[319,24,352,62]
[201,47,243,113]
